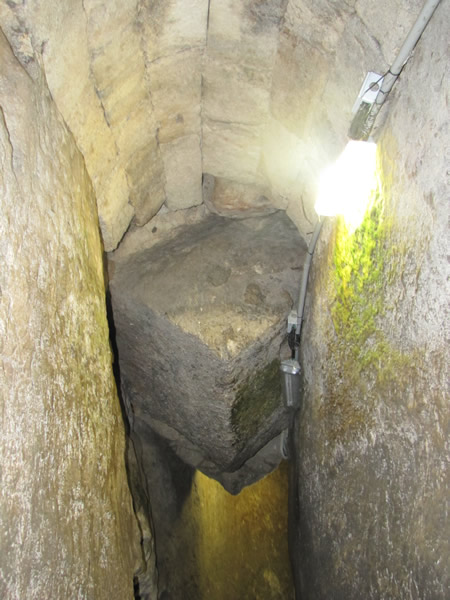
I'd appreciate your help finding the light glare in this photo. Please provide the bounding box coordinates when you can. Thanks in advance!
[315,140,377,229]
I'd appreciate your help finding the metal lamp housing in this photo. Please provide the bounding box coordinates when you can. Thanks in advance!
[280,359,302,409]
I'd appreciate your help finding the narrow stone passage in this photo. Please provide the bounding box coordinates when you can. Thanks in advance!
[1,1,448,599]
[108,209,303,598]
[168,462,294,599]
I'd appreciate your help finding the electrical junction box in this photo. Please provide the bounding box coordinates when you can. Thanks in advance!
[352,72,384,114]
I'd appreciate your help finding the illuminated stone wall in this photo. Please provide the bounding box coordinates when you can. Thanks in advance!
[296,2,449,598]
[158,462,294,599]
[0,31,144,599]
[0,0,426,248]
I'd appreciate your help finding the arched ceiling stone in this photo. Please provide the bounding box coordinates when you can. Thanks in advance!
[0,0,423,249]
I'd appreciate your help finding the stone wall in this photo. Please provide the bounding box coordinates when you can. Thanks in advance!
[0,0,427,250]
[296,1,449,597]
[0,0,208,251]
[0,31,146,599]
[138,441,293,600]
[1,1,447,597]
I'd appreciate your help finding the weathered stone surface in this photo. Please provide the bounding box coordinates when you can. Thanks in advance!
[1,1,448,596]
[202,0,286,192]
[141,432,293,600]
[203,174,276,218]
[355,0,424,63]
[160,134,203,210]
[260,117,313,228]
[126,136,167,226]
[202,118,265,184]
[294,4,449,598]
[149,50,203,144]
[271,32,330,139]
[110,205,210,262]
[109,212,306,474]
[203,56,272,126]
[141,0,208,63]
[0,0,432,250]
[207,0,286,67]
[0,1,135,249]
[0,30,143,599]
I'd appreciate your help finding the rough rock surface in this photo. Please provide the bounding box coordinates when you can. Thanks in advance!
[138,431,294,600]
[0,31,145,599]
[1,1,447,597]
[0,0,425,250]
[109,211,305,484]
[203,174,276,219]
[294,4,449,598]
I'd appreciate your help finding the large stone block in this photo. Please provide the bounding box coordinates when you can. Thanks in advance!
[203,56,271,126]
[125,138,167,225]
[34,1,136,249]
[141,0,208,62]
[149,50,203,144]
[202,118,265,184]
[109,212,306,474]
[0,30,142,599]
[207,0,285,67]
[203,174,276,218]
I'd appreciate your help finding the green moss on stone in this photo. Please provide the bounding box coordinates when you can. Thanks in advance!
[232,359,282,440]
[332,189,388,350]
[320,177,416,441]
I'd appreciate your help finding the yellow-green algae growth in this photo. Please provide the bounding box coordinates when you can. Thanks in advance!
[319,166,417,441]
[174,462,294,600]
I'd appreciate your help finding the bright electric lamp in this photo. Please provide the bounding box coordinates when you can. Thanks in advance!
[315,140,377,229]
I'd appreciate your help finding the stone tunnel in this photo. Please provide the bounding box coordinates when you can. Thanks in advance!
[0,1,448,599]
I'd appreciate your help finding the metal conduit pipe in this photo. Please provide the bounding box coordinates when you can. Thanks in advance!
[350,0,442,140]
[295,219,324,353]
[280,219,323,412]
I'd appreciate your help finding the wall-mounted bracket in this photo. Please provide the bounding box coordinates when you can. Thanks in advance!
[351,72,384,114]
[287,309,300,333]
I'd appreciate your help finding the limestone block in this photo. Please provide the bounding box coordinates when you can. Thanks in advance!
[109,212,306,472]
[149,50,203,143]
[203,56,271,126]
[0,30,142,598]
[160,135,203,210]
[97,166,136,250]
[203,175,276,218]
[260,118,325,234]
[141,0,209,62]
[203,0,286,178]
[84,0,149,126]
[83,0,167,229]
[260,118,306,196]
[202,118,264,184]
[39,2,135,249]
[126,138,167,226]
[207,0,285,68]
[270,31,330,138]
[202,0,288,188]
[114,102,151,160]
